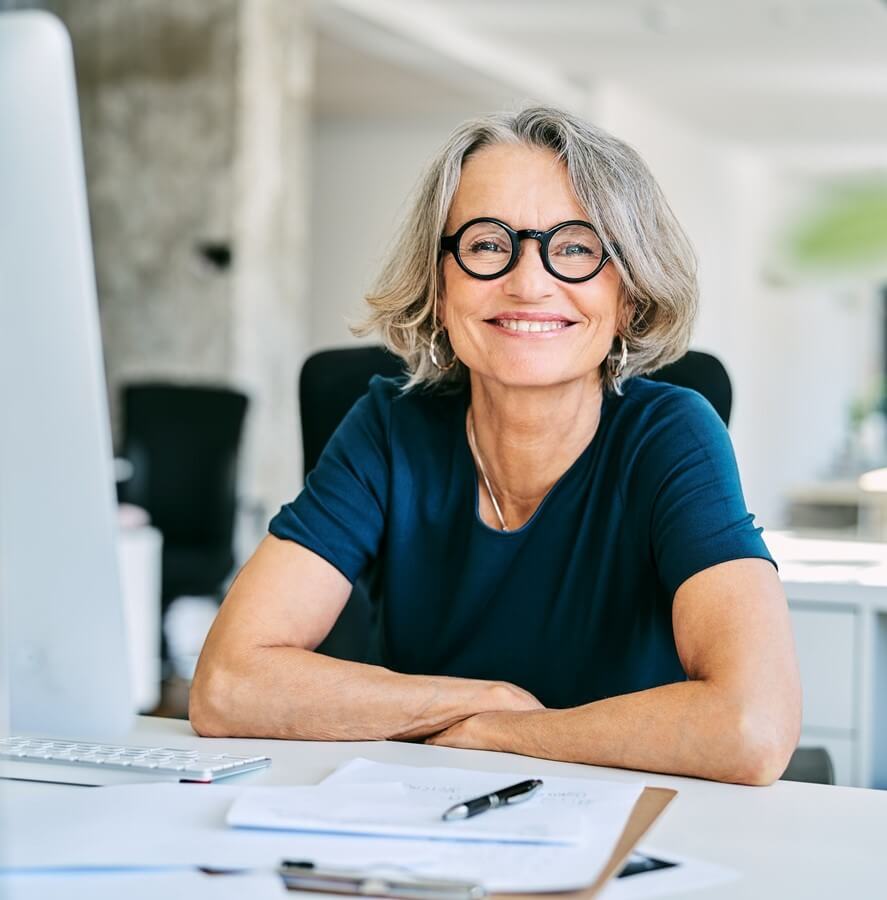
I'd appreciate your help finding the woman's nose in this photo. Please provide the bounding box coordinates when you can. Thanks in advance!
[501,241,555,300]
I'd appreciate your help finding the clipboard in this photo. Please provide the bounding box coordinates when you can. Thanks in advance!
[494,786,678,899]
[275,786,677,899]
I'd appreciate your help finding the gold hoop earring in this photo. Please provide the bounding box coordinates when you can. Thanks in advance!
[429,327,456,372]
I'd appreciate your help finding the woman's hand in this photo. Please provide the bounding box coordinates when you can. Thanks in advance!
[485,681,545,713]
[425,711,505,750]
[395,681,543,743]
[425,689,546,751]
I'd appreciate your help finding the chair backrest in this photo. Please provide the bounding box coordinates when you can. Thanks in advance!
[647,350,732,426]
[780,746,835,785]
[119,383,248,546]
[299,347,732,477]
[300,346,405,477]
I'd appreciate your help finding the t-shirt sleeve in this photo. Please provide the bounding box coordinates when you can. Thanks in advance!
[632,387,776,598]
[267,376,393,583]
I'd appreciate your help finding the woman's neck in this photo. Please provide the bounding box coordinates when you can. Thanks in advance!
[467,373,604,530]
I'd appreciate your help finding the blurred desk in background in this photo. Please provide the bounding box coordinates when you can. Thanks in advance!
[786,479,864,533]
[786,478,887,539]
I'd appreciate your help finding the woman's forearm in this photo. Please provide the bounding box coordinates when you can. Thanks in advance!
[428,678,799,786]
[189,646,541,741]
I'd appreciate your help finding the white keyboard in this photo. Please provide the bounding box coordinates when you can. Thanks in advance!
[0,736,271,785]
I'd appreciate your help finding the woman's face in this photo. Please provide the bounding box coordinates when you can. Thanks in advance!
[441,143,624,390]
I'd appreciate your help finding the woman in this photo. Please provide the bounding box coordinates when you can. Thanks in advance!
[191,107,801,785]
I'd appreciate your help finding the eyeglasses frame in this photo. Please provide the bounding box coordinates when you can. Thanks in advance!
[440,216,612,284]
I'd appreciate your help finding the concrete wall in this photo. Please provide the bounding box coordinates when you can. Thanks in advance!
[44,0,239,426]
[232,0,314,517]
[30,0,313,526]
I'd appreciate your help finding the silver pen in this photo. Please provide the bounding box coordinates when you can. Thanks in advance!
[441,778,544,821]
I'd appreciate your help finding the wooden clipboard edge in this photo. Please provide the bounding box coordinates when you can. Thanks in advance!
[492,786,678,900]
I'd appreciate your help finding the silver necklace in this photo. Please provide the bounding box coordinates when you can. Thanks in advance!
[467,408,509,532]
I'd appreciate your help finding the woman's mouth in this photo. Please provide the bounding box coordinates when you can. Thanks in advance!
[486,317,576,334]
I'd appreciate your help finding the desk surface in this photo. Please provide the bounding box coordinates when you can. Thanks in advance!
[12,714,878,899]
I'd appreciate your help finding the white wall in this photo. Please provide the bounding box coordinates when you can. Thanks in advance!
[727,166,880,529]
[310,115,472,349]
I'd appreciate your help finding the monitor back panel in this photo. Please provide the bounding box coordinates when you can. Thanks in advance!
[0,11,133,739]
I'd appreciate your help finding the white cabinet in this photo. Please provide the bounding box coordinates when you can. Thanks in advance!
[772,532,887,788]
[789,604,860,786]
[790,605,857,732]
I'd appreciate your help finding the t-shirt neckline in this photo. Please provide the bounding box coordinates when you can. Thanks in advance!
[460,386,614,537]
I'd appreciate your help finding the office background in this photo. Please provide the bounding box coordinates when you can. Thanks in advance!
[4,0,887,772]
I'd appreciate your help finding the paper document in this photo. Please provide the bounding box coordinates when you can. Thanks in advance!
[227,779,588,844]
[308,758,647,891]
[321,758,644,846]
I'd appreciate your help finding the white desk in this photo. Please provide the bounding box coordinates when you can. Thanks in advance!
[9,715,883,899]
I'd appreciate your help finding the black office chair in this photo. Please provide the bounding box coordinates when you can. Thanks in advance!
[780,747,834,785]
[118,383,249,635]
[299,346,730,476]
[300,346,406,478]
[647,349,732,427]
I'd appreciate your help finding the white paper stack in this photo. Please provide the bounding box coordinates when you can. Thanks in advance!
[226,779,590,844]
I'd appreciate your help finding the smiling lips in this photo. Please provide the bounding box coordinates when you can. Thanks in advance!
[486,314,577,334]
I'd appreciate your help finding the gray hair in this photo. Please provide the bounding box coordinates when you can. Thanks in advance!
[354,106,698,393]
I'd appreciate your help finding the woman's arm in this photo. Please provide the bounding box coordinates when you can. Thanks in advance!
[427,558,802,786]
[189,535,543,741]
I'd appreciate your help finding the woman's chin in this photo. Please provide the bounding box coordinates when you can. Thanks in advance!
[473,363,596,390]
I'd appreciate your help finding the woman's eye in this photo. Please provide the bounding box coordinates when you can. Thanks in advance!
[468,239,507,254]
[554,242,597,257]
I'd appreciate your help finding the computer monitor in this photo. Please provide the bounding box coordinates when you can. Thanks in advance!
[0,10,133,739]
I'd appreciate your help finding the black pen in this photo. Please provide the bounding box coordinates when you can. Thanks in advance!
[441,778,543,821]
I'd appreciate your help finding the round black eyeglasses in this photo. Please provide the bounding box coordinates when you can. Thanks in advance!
[440,217,611,283]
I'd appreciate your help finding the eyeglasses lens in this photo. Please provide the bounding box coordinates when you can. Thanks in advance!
[547,224,604,279]
[457,221,513,277]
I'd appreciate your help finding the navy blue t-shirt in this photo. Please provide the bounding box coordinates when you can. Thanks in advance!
[269,375,774,709]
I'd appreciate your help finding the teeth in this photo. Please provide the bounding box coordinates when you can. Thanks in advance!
[495,319,568,333]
